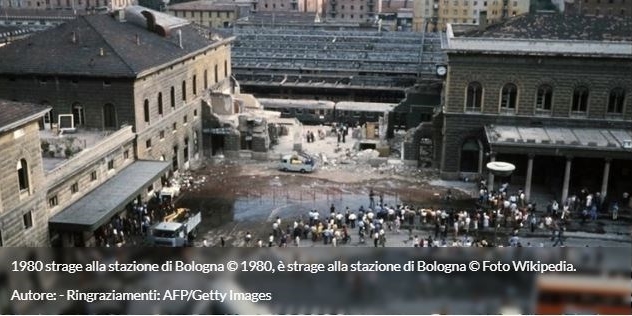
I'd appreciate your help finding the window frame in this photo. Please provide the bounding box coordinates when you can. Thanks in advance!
[465,81,483,111]
[499,83,518,111]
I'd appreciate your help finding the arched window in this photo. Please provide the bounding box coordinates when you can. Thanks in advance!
[572,86,589,113]
[607,87,625,114]
[535,85,553,111]
[460,139,480,173]
[157,92,163,115]
[17,159,29,193]
[500,83,517,110]
[181,81,187,101]
[103,103,116,129]
[72,102,85,126]
[204,69,208,90]
[170,86,175,108]
[465,82,482,110]
[143,99,150,123]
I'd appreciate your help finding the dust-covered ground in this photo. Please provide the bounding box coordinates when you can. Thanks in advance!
[171,125,631,248]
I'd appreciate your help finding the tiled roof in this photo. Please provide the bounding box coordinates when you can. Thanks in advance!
[467,13,632,41]
[0,10,227,78]
[0,99,50,132]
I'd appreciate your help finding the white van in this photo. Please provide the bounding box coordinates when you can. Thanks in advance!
[279,153,317,173]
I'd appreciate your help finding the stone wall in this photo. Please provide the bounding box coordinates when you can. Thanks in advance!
[0,121,47,246]
[440,52,632,178]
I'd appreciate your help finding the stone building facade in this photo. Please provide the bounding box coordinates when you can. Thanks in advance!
[167,1,248,28]
[0,6,234,173]
[413,0,530,32]
[0,101,49,246]
[564,0,631,17]
[0,0,135,10]
[438,14,632,202]
[0,6,235,246]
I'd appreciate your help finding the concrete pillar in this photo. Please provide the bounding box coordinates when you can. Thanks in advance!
[524,154,534,202]
[600,158,611,200]
[477,146,484,174]
[488,154,496,192]
[561,156,572,203]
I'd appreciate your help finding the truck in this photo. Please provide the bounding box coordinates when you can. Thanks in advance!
[279,152,317,173]
[147,208,201,247]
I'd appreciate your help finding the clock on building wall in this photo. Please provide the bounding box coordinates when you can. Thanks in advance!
[436,65,447,77]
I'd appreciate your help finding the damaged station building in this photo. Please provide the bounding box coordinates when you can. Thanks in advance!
[202,92,285,159]
[230,17,446,134]
[0,6,244,246]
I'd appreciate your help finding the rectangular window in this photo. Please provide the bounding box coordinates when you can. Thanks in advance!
[146,139,152,149]
[0,229,3,246]
[91,171,97,181]
[108,160,114,170]
[49,195,58,207]
[124,150,129,159]
[147,184,154,194]
[71,182,79,194]
[160,130,165,139]
[183,115,188,124]
[173,122,177,132]
[23,211,33,229]
[194,109,198,117]
[192,75,197,95]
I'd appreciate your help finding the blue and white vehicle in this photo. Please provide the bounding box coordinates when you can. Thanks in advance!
[148,208,201,247]
[279,153,317,173]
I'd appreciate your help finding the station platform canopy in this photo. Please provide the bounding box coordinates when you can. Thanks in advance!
[485,125,632,159]
[49,160,170,232]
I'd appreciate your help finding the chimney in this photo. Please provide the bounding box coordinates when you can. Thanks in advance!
[177,29,183,49]
[135,34,140,45]
[71,31,76,43]
[99,47,104,56]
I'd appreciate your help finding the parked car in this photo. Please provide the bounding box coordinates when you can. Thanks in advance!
[279,153,317,173]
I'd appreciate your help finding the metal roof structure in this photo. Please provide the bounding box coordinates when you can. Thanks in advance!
[485,125,632,158]
[231,25,447,91]
[49,160,171,232]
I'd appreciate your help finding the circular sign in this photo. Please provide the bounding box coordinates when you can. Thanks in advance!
[486,161,516,177]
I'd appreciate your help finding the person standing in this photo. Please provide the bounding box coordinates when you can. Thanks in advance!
[611,202,619,220]
[552,226,565,247]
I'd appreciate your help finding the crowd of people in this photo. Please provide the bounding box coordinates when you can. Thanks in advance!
[236,181,629,248]
[94,197,179,247]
